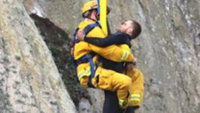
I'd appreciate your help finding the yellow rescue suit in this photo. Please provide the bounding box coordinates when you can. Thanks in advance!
[74,19,134,107]
[125,68,144,107]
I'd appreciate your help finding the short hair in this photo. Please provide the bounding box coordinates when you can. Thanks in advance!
[131,20,142,39]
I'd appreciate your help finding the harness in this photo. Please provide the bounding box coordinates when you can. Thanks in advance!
[71,22,100,88]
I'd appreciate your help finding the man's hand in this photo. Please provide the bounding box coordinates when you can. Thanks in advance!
[126,61,136,70]
[70,48,74,56]
[76,30,85,41]
[126,63,135,70]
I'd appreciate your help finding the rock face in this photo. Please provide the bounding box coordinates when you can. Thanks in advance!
[0,0,76,113]
[129,1,200,113]
[1,0,200,113]
[28,0,200,113]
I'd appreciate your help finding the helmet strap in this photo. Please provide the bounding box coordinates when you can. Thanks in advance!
[82,10,92,18]
[83,9,99,21]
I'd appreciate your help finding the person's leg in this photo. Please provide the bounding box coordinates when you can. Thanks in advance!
[95,67,132,108]
[103,91,123,113]
[126,68,144,107]
[121,68,144,113]
[111,72,131,108]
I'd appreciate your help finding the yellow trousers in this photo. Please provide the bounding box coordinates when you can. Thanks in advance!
[125,68,144,107]
[79,66,131,107]
[79,66,144,108]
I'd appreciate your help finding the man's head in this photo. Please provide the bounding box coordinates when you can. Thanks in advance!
[82,0,98,19]
[118,20,142,39]
[82,0,110,20]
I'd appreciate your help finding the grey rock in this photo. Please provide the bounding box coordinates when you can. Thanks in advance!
[1,0,200,113]
[0,0,77,113]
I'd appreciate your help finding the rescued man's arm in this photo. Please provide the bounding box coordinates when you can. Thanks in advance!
[77,30,128,47]
[84,33,128,47]
[77,27,134,62]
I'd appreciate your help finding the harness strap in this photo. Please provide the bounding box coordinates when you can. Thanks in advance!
[83,22,99,34]
[82,23,99,88]
[76,52,96,64]
[97,0,100,16]
[81,54,96,87]
[72,22,100,87]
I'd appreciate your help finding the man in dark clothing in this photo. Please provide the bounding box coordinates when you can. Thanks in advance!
[76,20,143,113]
[77,20,141,73]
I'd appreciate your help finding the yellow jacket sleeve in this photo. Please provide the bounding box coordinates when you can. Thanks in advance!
[75,20,134,62]
[88,44,134,62]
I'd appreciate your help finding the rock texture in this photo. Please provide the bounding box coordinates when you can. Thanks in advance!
[129,1,200,113]
[29,13,92,110]
[0,0,76,113]
[1,0,200,113]
[27,0,200,113]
